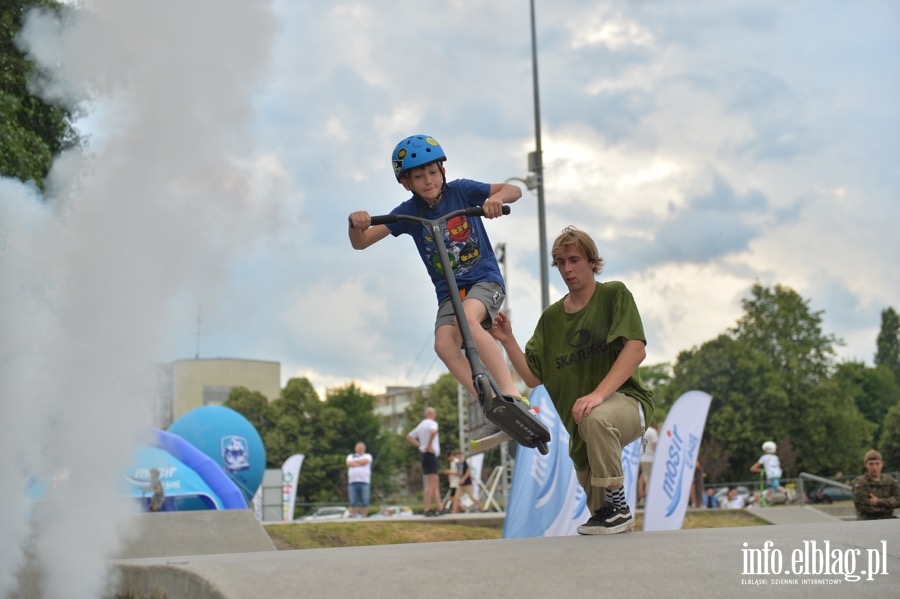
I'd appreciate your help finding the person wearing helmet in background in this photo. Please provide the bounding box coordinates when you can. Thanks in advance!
[348,135,526,450]
[750,441,784,502]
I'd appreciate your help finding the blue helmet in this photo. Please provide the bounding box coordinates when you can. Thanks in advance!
[391,135,447,181]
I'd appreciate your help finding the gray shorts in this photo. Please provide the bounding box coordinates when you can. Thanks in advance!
[435,281,505,331]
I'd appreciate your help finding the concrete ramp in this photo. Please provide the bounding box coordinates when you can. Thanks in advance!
[112,519,899,598]
[118,510,276,559]
[748,505,844,525]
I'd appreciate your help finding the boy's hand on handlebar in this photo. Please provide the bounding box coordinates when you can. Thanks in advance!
[482,197,505,219]
[348,211,372,231]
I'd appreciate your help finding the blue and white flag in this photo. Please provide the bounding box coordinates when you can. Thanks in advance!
[621,436,642,514]
[503,386,592,538]
[643,390,712,531]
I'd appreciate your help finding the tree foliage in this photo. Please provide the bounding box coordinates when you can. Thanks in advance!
[875,307,900,383]
[1,0,82,191]
[660,283,877,482]
[225,289,900,507]
[225,378,406,515]
[879,403,900,468]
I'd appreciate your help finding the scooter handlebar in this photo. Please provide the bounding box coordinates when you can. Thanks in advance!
[370,204,509,227]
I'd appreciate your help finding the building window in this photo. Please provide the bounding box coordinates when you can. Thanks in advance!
[203,385,232,406]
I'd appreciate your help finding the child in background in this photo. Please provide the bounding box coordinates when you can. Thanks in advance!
[750,440,784,502]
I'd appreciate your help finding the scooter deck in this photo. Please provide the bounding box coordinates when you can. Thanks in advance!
[483,393,551,455]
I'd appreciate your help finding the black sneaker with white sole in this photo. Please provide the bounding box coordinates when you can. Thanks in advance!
[577,504,634,535]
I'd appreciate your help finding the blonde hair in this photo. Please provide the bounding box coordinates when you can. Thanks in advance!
[551,226,604,274]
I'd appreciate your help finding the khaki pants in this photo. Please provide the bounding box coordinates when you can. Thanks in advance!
[575,392,644,513]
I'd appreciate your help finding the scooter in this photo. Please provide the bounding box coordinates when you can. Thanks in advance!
[370,205,551,455]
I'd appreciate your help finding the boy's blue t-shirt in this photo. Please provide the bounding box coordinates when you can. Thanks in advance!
[387,179,505,304]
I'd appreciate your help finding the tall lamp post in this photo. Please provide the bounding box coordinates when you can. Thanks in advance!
[529,0,549,311]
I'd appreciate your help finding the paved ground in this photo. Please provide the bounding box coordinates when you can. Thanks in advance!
[110,508,899,598]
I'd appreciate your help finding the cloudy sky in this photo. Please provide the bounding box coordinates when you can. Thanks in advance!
[242,0,900,395]
[8,0,900,402]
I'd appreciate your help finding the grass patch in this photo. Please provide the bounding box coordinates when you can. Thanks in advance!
[266,509,765,550]
[267,521,503,549]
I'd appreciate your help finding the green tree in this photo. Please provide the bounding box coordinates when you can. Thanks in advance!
[731,283,837,396]
[832,362,900,445]
[1,0,82,191]
[668,334,788,481]
[324,383,404,501]
[224,386,272,435]
[879,403,900,469]
[798,374,874,477]
[875,307,900,383]
[665,284,872,481]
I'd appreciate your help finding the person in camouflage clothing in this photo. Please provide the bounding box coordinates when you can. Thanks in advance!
[852,450,900,520]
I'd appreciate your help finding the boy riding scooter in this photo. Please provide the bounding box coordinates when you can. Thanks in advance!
[348,134,548,453]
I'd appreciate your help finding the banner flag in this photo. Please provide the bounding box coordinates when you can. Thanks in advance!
[503,386,592,538]
[643,390,712,531]
[281,454,305,522]
[467,453,484,500]
[621,436,642,514]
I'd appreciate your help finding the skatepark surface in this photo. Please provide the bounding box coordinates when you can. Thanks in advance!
[108,507,898,598]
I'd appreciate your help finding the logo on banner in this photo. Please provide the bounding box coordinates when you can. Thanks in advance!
[621,437,642,513]
[221,435,250,473]
[661,425,700,517]
[503,386,591,538]
[643,390,712,532]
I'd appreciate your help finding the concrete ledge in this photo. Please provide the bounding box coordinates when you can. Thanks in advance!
[112,519,899,598]
[748,505,844,525]
[119,510,276,559]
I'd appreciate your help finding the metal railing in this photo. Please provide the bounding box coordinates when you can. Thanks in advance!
[797,472,852,504]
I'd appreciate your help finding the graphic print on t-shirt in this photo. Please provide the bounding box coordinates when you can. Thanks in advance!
[422,216,482,277]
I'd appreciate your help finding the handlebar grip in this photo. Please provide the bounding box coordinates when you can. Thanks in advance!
[369,214,396,226]
[501,205,511,215]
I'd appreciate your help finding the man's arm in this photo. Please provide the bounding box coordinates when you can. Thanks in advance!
[406,434,419,449]
[424,429,437,454]
[572,338,646,425]
[490,312,541,388]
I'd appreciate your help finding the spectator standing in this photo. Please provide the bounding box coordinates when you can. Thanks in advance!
[407,407,442,517]
[852,449,900,520]
[454,451,485,513]
[346,441,373,518]
[443,451,460,513]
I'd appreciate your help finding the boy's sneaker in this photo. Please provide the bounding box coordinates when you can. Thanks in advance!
[468,420,513,452]
[577,504,634,535]
[468,397,538,452]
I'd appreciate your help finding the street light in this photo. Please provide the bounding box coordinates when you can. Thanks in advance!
[529,0,550,311]
[504,175,537,192]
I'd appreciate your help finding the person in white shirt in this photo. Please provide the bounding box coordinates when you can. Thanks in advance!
[346,441,373,518]
[722,487,746,509]
[407,407,442,517]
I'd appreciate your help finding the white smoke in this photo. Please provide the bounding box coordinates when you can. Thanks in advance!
[0,2,278,597]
